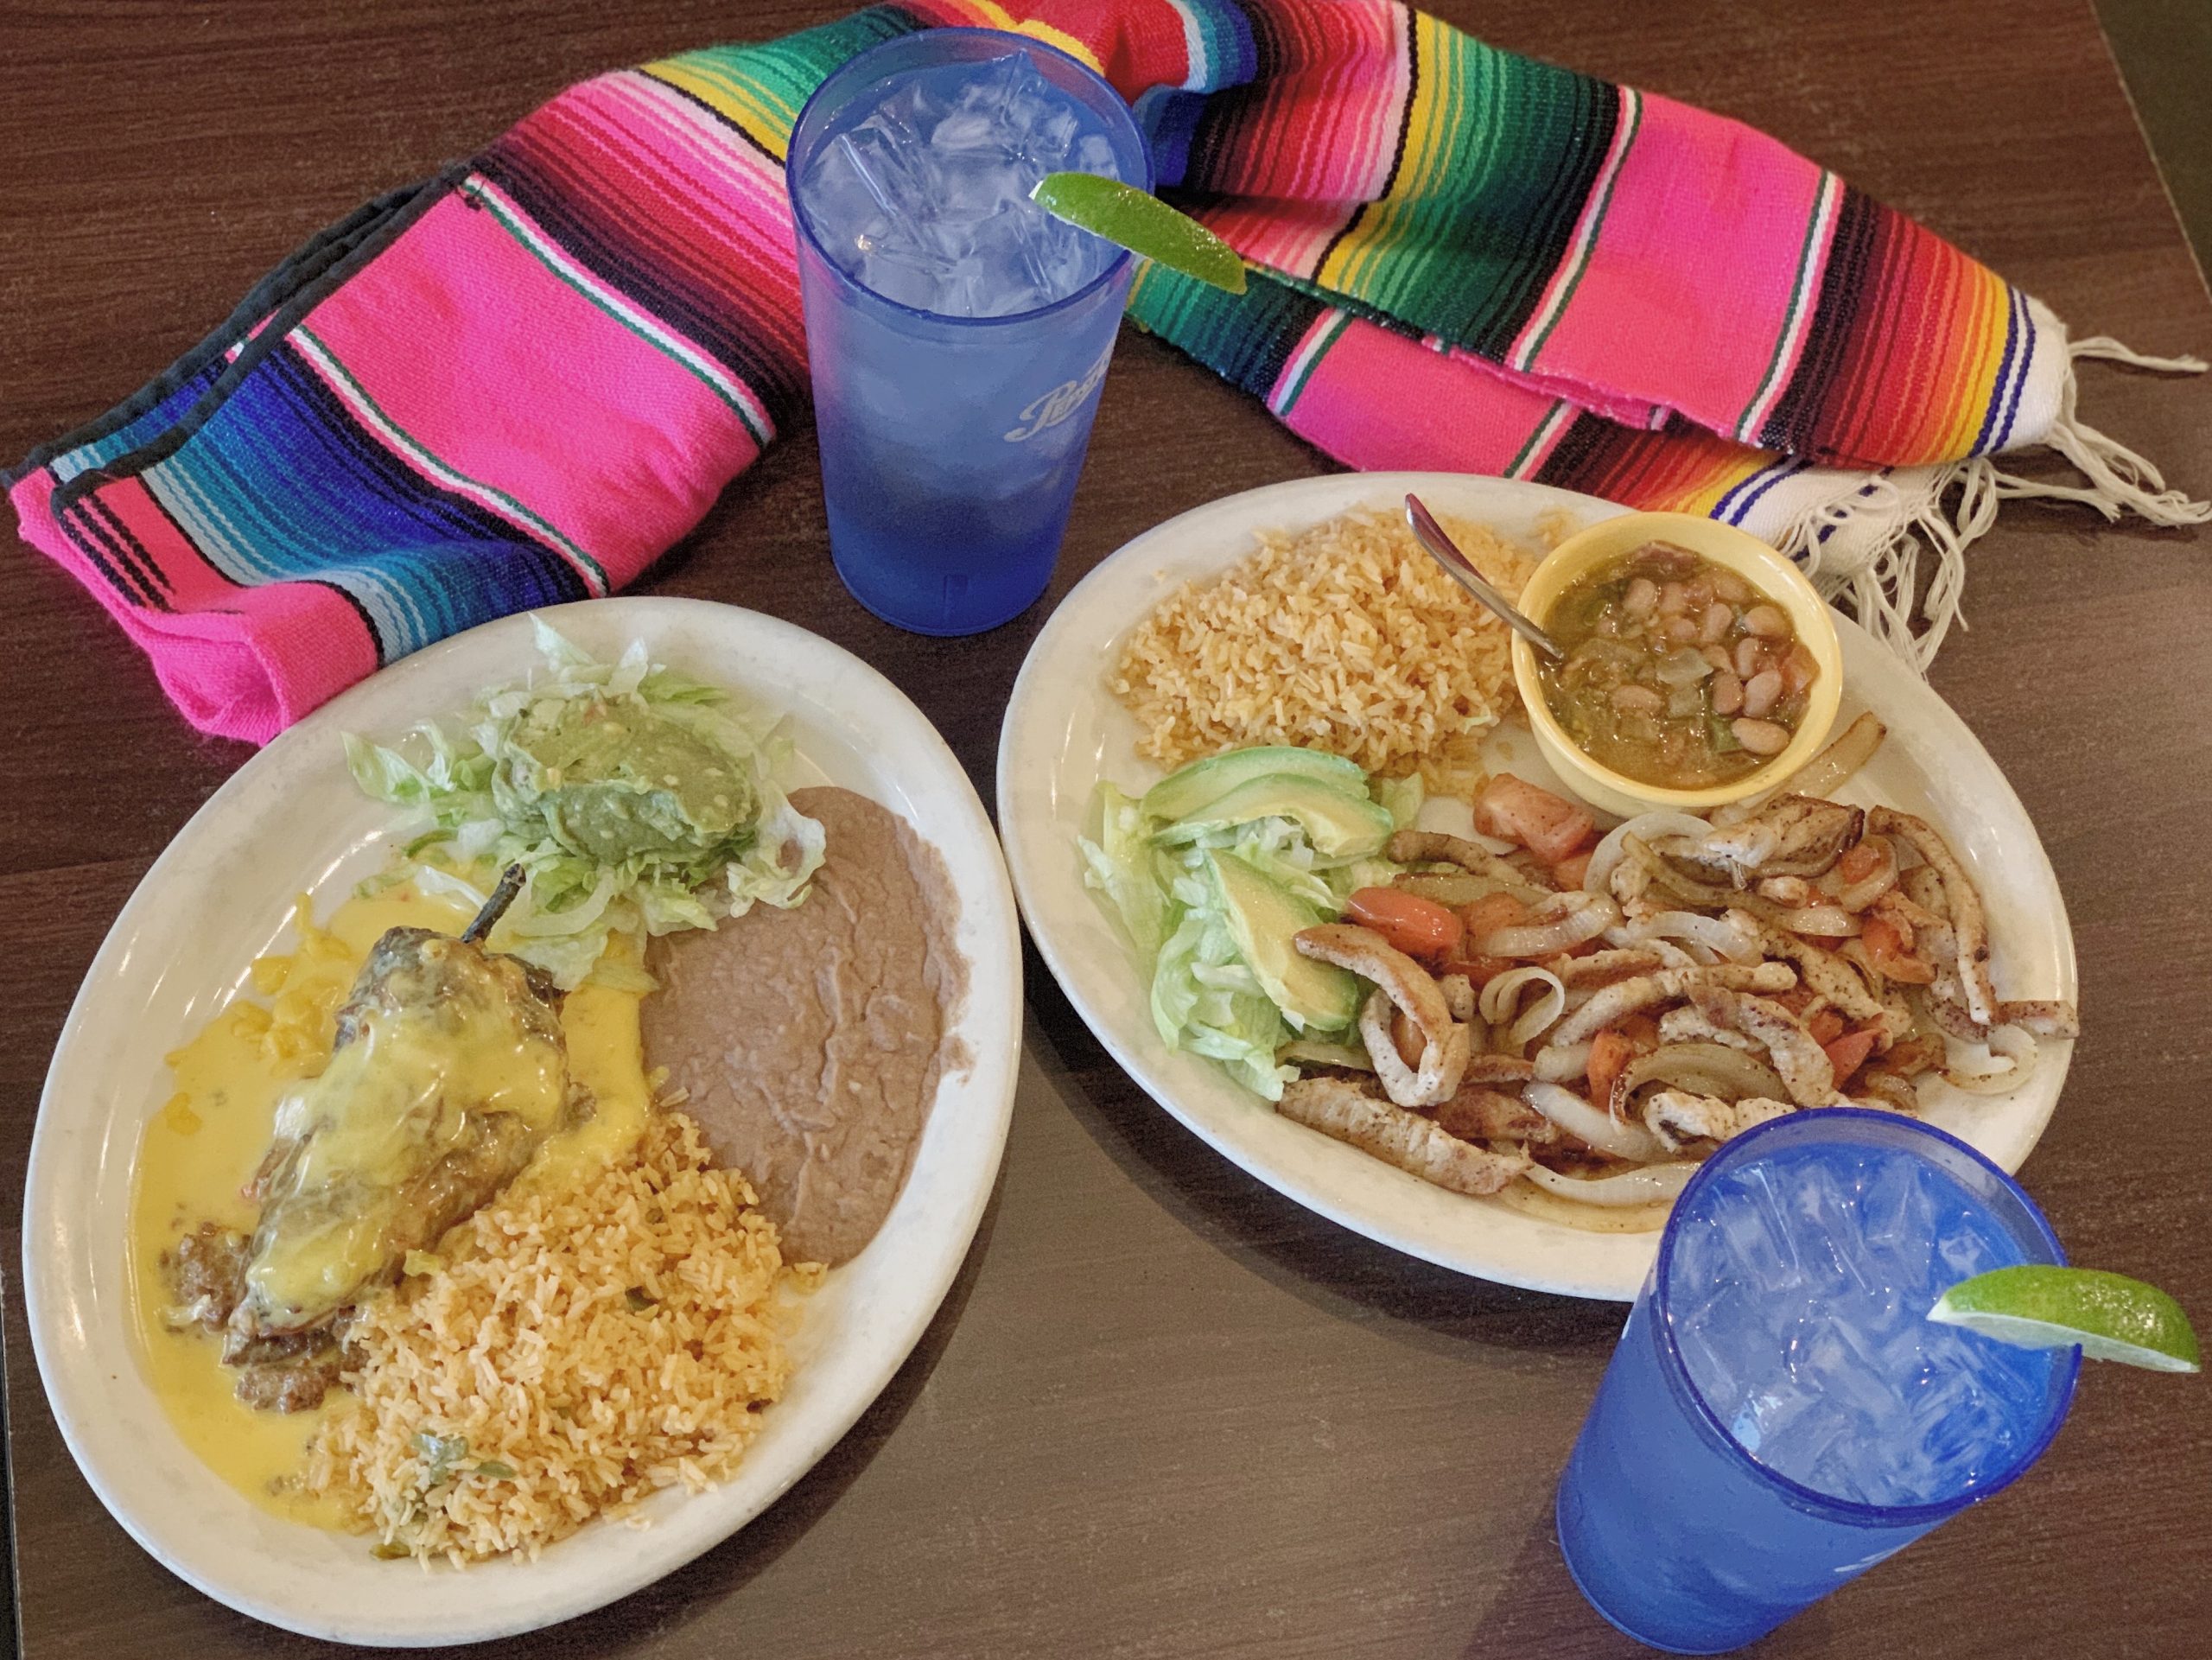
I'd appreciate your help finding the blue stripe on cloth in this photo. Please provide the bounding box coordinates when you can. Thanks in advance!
[1990,288,2035,453]
[137,342,590,659]
[51,364,230,484]
[1720,457,1808,525]
[1185,0,1260,89]
[1968,287,2024,457]
[1135,85,1205,188]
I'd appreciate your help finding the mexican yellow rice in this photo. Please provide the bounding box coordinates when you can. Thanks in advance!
[302,1111,809,1563]
[1110,505,1538,790]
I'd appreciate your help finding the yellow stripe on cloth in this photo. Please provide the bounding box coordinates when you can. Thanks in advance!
[642,55,800,156]
[1317,11,1455,301]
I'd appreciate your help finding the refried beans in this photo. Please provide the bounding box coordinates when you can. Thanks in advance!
[640,786,966,1265]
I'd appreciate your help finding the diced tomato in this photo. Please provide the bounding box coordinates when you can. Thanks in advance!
[1835,840,1886,885]
[1617,1012,1662,1049]
[1884,1035,1945,1078]
[1587,1029,1638,1108]
[1551,849,1595,890]
[1457,891,1531,946]
[1344,887,1463,967]
[1472,775,1597,865]
[1805,1008,1847,1046]
[1862,916,1935,984]
[1822,1029,1878,1085]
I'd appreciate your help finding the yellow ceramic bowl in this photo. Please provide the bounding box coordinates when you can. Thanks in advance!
[1510,512,1843,818]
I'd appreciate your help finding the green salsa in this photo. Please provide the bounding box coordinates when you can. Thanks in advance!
[1535,542,1818,789]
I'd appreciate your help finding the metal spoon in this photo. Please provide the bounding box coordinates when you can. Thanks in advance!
[1403,493,1564,662]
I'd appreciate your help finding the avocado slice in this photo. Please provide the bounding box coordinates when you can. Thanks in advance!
[1141,746,1367,824]
[1155,773,1395,860]
[1205,850,1360,1033]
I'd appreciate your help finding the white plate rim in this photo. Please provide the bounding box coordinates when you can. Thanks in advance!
[22,597,1023,1644]
[997,471,2075,1301]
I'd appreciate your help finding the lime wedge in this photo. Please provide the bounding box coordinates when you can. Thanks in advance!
[1030,173,1247,294]
[1929,1267,2201,1373]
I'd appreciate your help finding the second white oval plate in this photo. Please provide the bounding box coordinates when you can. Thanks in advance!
[998,473,2074,1302]
[24,598,1022,1645]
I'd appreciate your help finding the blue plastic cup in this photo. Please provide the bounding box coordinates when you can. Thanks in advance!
[788,29,1151,635]
[1554,1110,2079,1653]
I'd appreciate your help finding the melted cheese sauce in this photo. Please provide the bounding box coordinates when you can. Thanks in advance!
[125,880,653,1526]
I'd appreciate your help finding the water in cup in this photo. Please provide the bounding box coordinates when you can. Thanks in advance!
[789,32,1147,636]
[798,52,1119,319]
[1670,1137,2057,1504]
[1555,1112,2075,1654]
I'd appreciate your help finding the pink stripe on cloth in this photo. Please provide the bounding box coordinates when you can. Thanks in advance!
[1278,315,1564,474]
[1511,91,1833,438]
[1201,197,1360,283]
[14,471,376,742]
[302,189,762,590]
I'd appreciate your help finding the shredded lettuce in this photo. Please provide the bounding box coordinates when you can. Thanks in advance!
[1150,876,1292,1100]
[1082,754,1405,1103]
[1078,784,1171,962]
[346,620,823,988]
[1375,773,1425,830]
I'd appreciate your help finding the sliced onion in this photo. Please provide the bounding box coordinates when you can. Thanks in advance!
[1656,648,1715,686]
[1535,1041,1593,1083]
[1279,1040,1374,1073]
[1395,871,1529,908]
[1473,892,1620,957]
[1609,1042,1788,1117]
[1521,1161,1700,1207]
[1772,904,1862,937]
[1479,966,1567,1054]
[1620,909,1763,964]
[1524,1081,1666,1161]
[1852,1072,1921,1113]
[1584,812,1715,898]
[1942,1025,2037,1095]
[1623,835,1742,907]
[1819,834,1898,913]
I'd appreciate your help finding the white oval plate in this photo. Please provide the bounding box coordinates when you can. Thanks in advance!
[998,473,2074,1302]
[23,598,1022,1645]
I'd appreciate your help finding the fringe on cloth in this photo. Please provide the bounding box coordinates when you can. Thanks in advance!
[1770,341,2209,674]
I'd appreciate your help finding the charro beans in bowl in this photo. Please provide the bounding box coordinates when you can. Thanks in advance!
[1534,540,1821,790]
[1509,510,1842,818]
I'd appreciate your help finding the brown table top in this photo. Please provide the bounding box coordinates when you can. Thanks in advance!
[4,0,2210,1654]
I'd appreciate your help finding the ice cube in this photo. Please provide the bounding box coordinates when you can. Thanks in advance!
[800,49,1127,315]
[1013,98,1079,169]
[801,131,899,270]
[948,52,1028,118]
[930,106,1012,157]
[855,234,961,312]
[1073,131,1118,176]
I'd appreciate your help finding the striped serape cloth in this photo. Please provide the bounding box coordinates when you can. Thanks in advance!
[10,1,2202,742]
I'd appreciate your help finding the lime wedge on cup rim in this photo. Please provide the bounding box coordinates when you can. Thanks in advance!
[1031,173,1247,295]
[1929,1267,2201,1373]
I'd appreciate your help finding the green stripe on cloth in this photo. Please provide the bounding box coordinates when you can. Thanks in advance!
[1317,22,1618,357]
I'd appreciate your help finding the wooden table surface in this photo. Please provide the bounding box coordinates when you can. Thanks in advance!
[4,1,2209,1654]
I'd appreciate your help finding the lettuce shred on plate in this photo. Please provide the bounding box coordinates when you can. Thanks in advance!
[345,620,823,989]
[1079,780,1412,1102]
